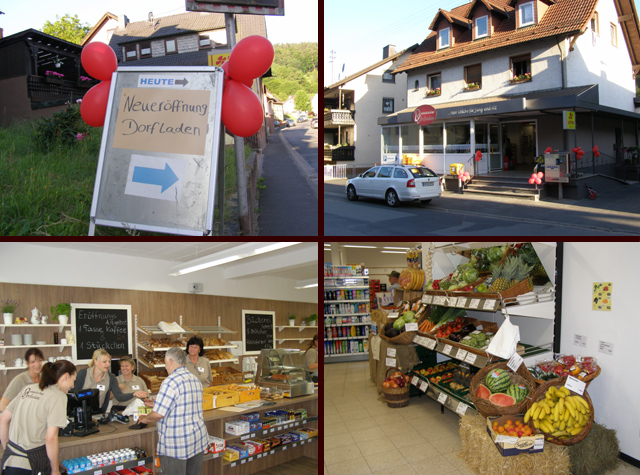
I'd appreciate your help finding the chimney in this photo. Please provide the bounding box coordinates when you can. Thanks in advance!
[383,45,396,59]
[118,14,129,29]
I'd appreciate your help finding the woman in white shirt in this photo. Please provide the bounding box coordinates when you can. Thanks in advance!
[114,357,148,407]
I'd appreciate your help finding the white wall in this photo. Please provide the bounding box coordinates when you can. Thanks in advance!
[0,243,316,303]
[561,242,639,460]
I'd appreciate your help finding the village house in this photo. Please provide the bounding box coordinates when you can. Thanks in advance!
[378,0,640,199]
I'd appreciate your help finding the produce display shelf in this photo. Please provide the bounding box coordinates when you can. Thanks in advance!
[409,372,477,417]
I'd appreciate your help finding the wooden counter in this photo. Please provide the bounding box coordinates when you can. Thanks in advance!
[0,394,318,475]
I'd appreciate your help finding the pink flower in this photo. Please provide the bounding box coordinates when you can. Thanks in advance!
[76,133,84,141]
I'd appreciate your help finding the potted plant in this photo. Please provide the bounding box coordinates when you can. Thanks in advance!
[50,303,71,325]
[465,82,480,91]
[2,299,19,325]
[427,87,441,97]
[288,314,297,326]
[305,314,318,326]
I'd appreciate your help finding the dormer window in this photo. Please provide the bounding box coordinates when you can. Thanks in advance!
[439,27,451,49]
[519,2,535,27]
[475,16,489,39]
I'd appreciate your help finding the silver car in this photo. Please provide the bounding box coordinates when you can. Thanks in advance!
[346,164,441,207]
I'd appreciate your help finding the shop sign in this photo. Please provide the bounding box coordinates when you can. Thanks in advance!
[413,104,437,125]
[563,110,576,130]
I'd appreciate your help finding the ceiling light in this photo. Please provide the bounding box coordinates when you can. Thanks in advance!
[294,278,318,289]
[382,246,410,250]
[380,250,408,254]
[169,242,302,276]
[342,245,377,249]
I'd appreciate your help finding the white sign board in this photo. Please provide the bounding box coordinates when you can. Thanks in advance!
[89,66,224,235]
[186,0,285,16]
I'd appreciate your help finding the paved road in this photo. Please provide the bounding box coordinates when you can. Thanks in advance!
[325,179,640,236]
[280,122,318,171]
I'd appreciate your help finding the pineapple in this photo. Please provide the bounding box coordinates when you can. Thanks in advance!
[508,255,534,290]
[488,259,516,293]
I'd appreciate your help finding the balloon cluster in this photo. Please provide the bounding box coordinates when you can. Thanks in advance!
[572,146,585,160]
[529,171,544,185]
[221,35,274,137]
[458,171,471,182]
[80,42,117,127]
[475,150,482,162]
[592,145,600,158]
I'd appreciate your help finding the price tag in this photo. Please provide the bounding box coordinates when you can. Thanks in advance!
[422,294,433,304]
[94,471,103,475]
[464,352,478,365]
[249,456,254,461]
[116,466,124,471]
[469,299,480,309]
[455,348,468,361]
[251,432,257,437]
[534,438,544,450]
[456,402,468,416]
[447,297,458,307]
[257,454,263,459]
[231,462,237,467]
[270,450,275,455]
[426,338,437,350]
[270,428,275,433]
[413,335,422,344]
[443,344,453,355]
[565,375,586,395]
[405,322,418,331]
[283,446,287,451]
[457,298,467,308]
[495,435,518,444]
[507,352,524,373]
[241,459,247,464]
[388,312,399,319]
[293,443,298,447]
[241,434,250,440]
[437,392,447,404]
[411,376,419,386]
[433,296,446,305]
[301,440,305,445]
[385,357,396,367]
[387,348,396,357]
[483,300,497,311]
[137,460,145,466]
[420,381,429,392]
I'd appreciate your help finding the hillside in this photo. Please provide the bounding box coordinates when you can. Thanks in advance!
[264,42,318,104]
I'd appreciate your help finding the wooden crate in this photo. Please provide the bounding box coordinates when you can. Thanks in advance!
[211,366,243,386]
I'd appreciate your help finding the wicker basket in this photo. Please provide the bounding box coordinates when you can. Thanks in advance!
[526,377,594,446]
[469,361,537,417]
[382,368,410,408]
[533,365,601,389]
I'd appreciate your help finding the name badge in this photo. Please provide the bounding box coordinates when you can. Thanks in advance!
[97,384,106,391]
[197,367,205,373]
[132,385,140,390]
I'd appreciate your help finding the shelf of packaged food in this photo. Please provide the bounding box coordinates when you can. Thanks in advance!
[136,341,237,353]
[409,371,477,417]
[326,352,367,358]
[324,322,370,327]
[61,457,153,475]
[222,437,317,469]
[0,324,72,334]
[275,326,318,332]
[324,335,367,341]
[224,416,318,443]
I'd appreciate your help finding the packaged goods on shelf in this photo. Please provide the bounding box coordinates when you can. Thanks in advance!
[253,438,272,450]
[244,440,264,453]
[205,436,226,454]
[225,420,250,435]
[241,412,260,422]
[296,427,318,438]
[291,429,309,440]
[223,447,240,462]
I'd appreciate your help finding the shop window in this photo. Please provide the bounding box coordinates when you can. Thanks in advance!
[382,97,394,113]
[393,168,408,178]
[124,44,137,61]
[611,23,618,47]
[464,64,482,89]
[427,73,441,95]
[382,127,399,153]
[165,38,177,55]
[445,122,471,154]
[439,27,450,49]
[199,35,212,50]
[382,70,395,83]
[511,54,531,81]
[519,2,535,27]
[401,124,419,153]
[422,123,443,153]
[140,42,151,58]
[476,16,488,39]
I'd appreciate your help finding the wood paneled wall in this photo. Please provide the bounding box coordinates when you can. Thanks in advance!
[0,282,319,391]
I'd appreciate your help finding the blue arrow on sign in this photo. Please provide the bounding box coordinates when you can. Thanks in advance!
[132,163,179,193]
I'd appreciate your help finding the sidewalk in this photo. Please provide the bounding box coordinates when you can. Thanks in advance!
[257,130,318,236]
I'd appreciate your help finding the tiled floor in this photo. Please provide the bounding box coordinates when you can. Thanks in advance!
[324,361,640,475]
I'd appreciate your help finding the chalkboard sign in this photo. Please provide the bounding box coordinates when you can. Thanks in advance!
[242,310,275,355]
[71,304,132,364]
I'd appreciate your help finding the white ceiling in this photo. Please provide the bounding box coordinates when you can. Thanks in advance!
[23,242,318,281]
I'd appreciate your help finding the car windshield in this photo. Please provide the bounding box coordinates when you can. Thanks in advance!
[409,167,437,178]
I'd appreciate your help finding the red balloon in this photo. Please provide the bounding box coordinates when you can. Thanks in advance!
[228,35,274,83]
[545,147,552,153]
[595,151,601,157]
[81,81,111,127]
[535,178,542,185]
[529,177,535,184]
[82,42,117,81]
[221,61,253,88]
[221,79,264,137]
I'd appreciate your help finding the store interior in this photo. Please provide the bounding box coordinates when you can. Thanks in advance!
[0,242,318,475]
[324,241,639,475]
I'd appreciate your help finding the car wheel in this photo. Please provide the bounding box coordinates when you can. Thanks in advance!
[420,199,432,204]
[346,185,358,201]
[386,189,399,207]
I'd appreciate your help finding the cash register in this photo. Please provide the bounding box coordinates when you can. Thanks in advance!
[256,349,314,398]
[66,388,100,437]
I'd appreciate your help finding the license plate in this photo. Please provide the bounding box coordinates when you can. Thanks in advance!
[422,181,435,186]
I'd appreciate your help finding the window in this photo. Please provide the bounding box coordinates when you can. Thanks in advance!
[199,35,212,50]
[124,44,137,60]
[464,64,482,89]
[165,38,177,54]
[382,70,395,83]
[427,73,441,94]
[140,42,151,58]
[410,167,437,177]
[511,54,531,81]
[393,168,408,178]
[439,27,450,49]
[611,23,618,47]
[382,127,399,153]
[363,167,379,178]
[519,2,535,27]
[401,125,419,153]
[445,123,471,154]
[414,80,419,91]
[591,12,599,35]
[382,98,394,113]
[476,16,488,39]
[422,123,443,153]
[377,167,393,178]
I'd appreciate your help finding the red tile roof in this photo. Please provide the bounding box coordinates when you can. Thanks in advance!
[395,0,599,73]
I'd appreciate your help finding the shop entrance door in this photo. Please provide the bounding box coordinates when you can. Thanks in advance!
[489,123,502,171]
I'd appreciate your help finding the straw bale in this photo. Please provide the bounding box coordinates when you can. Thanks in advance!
[459,414,570,475]
[568,422,620,475]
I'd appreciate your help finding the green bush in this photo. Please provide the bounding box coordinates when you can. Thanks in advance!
[32,103,91,151]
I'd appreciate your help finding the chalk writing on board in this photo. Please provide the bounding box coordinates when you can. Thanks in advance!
[74,306,131,361]
[243,312,275,354]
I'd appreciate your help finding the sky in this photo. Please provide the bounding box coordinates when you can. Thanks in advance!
[324,0,640,86]
[0,0,318,45]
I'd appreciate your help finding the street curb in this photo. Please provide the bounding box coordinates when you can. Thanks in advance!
[279,129,318,198]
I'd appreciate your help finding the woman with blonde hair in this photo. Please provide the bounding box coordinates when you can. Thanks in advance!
[113,357,148,407]
[74,349,147,413]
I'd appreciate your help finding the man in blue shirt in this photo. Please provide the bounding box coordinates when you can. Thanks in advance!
[139,347,207,475]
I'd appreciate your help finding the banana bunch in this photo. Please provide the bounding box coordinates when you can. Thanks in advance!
[524,385,591,439]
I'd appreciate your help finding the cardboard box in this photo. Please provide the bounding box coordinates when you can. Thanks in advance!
[486,415,544,457]
[225,420,250,435]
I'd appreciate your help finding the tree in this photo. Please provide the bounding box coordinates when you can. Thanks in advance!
[294,90,312,112]
[42,14,91,45]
